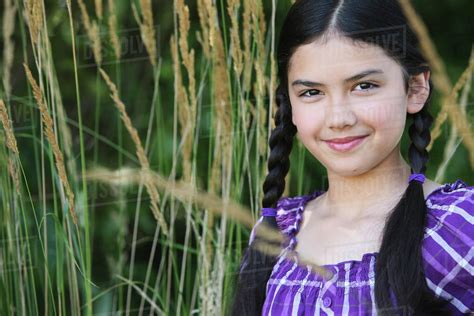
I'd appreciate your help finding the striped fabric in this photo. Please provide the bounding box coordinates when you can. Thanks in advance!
[247,180,473,315]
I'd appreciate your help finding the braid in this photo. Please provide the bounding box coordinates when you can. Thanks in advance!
[408,106,433,174]
[375,84,453,315]
[231,84,297,315]
[263,84,297,208]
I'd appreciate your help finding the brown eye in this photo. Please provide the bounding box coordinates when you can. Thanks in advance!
[300,89,323,97]
[354,82,379,91]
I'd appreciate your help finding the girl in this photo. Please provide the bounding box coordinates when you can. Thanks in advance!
[231,0,473,315]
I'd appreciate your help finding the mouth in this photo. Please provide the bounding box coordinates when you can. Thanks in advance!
[323,135,369,153]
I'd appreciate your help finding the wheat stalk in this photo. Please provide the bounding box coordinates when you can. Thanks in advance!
[24,64,78,224]
[99,68,169,236]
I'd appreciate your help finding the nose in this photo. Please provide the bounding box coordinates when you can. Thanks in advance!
[324,95,357,130]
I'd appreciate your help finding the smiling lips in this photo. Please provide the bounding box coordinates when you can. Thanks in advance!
[324,135,369,152]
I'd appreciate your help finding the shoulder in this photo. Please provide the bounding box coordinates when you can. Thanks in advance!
[425,179,473,238]
[422,180,474,314]
[273,191,325,237]
[273,194,310,235]
[248,191,324,246]
[426,179,473,209]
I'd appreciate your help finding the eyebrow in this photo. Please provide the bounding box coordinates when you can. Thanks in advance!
[291,69,384,88]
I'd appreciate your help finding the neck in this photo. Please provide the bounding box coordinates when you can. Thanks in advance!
[322,148,412,220]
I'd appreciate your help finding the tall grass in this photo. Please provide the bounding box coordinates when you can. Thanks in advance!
[0,0,472,315]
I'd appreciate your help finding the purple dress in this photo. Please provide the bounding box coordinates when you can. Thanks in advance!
[248,180,473,315]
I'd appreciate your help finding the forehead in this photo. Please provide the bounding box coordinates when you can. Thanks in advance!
[288,36,399,79]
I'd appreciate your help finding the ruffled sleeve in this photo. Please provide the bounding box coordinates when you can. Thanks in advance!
[247,194,299,246]
[423,180,474,314]
[248,190,324,248]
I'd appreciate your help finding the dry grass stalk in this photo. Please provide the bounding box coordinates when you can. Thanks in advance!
[2,0,16,99]
[227,0,243,76]
[250,1,269,157]
[83,166,283,245]
[95,0,103,20]
[23,64,77,224]
[427,60,474,163]
[240,0,257,129]
[242,0,257,128]
[175,0,197,182]
[435,56,472,182]
[268,1,278,129]
[107,0,121,59]
[242,0,252,91]
[196,0,211,58]
[0,99,21,195]
[47,73,78,184]
[24,0,43,44]
[7,157,21,195]
[195,0,232,193]
[209,12,231,196]
[398,0,452,95]
[78,0,102,65]
[199,0,216,51]
[85,165,285,313]
[171,35,193,181]
[202,5,234,310]
[207,3,234,281]
[132,0,157,66]
[177,0,197,114]
[99,68,169,236]
[0,100,19,155]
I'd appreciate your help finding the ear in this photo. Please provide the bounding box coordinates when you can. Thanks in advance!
[407,71,431,114]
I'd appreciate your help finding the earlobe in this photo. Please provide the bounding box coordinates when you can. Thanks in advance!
[407,71,431,114]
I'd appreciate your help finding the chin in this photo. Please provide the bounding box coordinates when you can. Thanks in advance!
[323,161,373,177]
[333,169,365,177]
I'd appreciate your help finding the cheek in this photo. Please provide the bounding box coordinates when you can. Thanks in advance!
[363,98,406,134]
[291,105,325,137]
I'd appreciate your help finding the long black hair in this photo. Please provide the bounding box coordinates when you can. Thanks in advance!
[231,0,454,315]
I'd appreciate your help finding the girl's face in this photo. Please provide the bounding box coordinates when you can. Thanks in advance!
[288,35,416,177]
